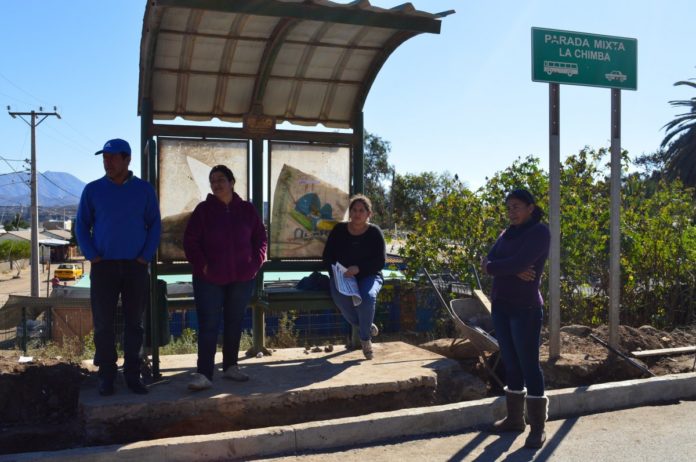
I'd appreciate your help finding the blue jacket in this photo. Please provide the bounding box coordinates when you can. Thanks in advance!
[76,172,161,261]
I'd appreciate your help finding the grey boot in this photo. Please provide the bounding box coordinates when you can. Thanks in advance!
[491,387,527,432]
[524,395,548,449]
[361,340,373,360]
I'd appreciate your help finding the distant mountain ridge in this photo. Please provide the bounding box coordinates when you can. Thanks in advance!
[0,171,86,206]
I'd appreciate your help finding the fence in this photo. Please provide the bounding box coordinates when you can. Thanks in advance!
[0,276,467,354]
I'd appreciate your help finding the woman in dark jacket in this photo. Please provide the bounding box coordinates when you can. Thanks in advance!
[322,194,386,360]
[183,165,267,391]
[482,189,550,449]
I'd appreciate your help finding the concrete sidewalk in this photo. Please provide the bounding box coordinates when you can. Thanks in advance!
[75,342,472,446]
[6,371,696,461]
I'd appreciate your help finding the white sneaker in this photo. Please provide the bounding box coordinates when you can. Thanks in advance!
[223,365,249,382]
[361,340,374,360]
[370,323,379,337]
[188,373,212,391]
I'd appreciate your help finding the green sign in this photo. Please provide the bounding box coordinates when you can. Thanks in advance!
[532,27,637,90]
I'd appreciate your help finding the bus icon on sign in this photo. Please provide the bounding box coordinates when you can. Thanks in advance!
[605,70,627,82]
[543,61,579,77]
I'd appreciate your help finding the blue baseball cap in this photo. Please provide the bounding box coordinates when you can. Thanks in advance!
[95,138,131,156]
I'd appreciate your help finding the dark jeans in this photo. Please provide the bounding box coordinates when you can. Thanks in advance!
[192,276,255,380]
[491,300,545,396]
[90,259,149,381]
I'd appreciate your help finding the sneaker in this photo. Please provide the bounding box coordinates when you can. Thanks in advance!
[188,373,212,391]
[223,365,250,382]
[370,323,379,337]
[361,340,374,360]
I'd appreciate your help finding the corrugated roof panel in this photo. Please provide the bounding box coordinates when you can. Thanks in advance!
[326,85,359,121]
[284,19,325,42]
[196,10,239,35]
[294,82,330,118]
[340,49,374,81]
[270,43,306,77]
[190,37,226,72]
[263,79,295,114]
[237,14,280,39]
[228,40,266,75]
[356,26,395,47]
[140,0,448,128]
[223,77,255,113]
[153,34,184,69]
[319,23,367,46]
[160,7,189,31]
[186,75,218,112]
[151,73,179,117]
[304,46,345,80]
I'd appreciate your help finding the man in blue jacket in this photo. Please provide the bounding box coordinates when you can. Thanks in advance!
[76,138,161,396]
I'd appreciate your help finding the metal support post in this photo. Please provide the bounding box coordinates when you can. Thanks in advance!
[609,89,622,348]
[548,84,561,360]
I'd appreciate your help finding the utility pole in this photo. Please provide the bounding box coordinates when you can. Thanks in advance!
[8,106,61,297]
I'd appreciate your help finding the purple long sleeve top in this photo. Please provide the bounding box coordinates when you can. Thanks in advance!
[486,221,550,307]
[183,193,267,285]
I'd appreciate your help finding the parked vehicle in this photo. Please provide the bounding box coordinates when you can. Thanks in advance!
[54,263,83,280]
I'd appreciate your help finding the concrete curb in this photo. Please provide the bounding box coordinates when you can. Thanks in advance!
[5,372,696,462]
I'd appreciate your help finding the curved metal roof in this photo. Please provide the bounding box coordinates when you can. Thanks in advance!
[138,0,449,128]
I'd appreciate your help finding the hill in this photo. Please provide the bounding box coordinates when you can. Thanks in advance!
[0,171,85,206]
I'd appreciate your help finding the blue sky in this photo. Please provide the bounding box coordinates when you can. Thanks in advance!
[1,1,694,190]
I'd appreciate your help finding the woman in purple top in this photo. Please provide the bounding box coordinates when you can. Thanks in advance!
[183,165,267,391]
[481,189,550,449]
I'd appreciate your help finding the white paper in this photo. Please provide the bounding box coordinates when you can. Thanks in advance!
[18,356,33,363]
[331,263,362,306]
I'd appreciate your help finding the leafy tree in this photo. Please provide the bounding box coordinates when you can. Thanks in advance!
[3,213,29,231]
[0,240,31,277]
[363,132,394,228]
[401,148,696,329]
[391,171,461,230]
[661,78,696,187]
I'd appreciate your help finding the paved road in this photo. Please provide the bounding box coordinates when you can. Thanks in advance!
[256,399,696,462]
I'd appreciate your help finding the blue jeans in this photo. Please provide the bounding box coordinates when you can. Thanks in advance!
[491,300,545,396]
[192,276,254,380]
[330,274,382,341]
[90,259,149,381]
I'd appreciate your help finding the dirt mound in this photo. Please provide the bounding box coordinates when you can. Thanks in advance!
[422,324,696,391]
[540,324,696,388]
[0,355,88,453]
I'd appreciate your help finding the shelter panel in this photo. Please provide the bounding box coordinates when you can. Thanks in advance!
[158,138,249,262]
[269,142,349,259]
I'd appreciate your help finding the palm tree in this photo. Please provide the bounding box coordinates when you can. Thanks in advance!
[661,78,696,188]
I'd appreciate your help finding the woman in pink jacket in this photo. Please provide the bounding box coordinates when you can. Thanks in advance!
[183,165,267,391]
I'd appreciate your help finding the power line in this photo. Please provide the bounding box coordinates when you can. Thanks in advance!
[38,171,80,199]
[0,180,30,187]
[0,72,47,106]
[0,155,28,174]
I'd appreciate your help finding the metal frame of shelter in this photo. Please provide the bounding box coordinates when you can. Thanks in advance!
[138,0,451,377]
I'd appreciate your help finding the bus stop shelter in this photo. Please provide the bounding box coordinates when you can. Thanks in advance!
[138,0,451,376]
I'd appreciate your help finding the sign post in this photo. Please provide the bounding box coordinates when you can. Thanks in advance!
[532,27,637,356]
